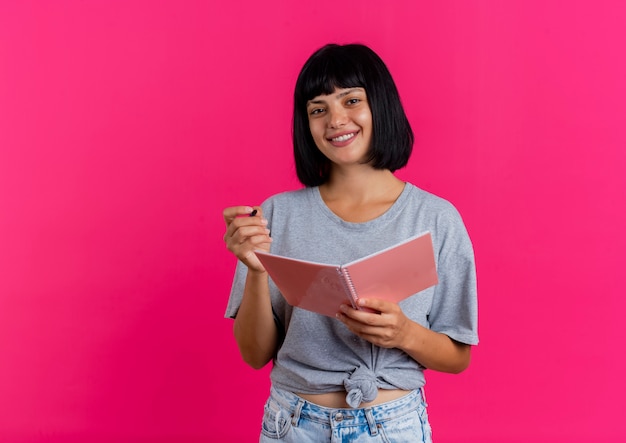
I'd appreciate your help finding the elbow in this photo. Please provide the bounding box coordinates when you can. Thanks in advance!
[241,353,272,370]
[232,317,278,370]
[440,359,470,374]
[446,342,472,374]
[449,359,470,374]
[455,348,472,373]
[235,341,274,370]
[235,331,274,369]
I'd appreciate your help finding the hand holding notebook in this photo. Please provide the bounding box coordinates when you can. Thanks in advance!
[254,231,438,318]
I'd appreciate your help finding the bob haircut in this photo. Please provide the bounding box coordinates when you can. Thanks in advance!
[293,43,414,187]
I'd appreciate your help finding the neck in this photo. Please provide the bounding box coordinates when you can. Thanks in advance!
[319,166,406,222]
[323,167,402,201]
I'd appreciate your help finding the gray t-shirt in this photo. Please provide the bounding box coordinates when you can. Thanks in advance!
[225,183,478,407]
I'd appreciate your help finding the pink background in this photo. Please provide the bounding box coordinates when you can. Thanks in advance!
[1,1,625,442]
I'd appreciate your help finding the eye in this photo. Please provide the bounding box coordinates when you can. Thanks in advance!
[346,98,361,106]
[309,107,325,116]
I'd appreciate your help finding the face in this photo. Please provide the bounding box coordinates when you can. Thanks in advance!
[306,87,373,168]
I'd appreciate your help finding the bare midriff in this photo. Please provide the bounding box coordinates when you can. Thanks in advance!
[296,389,411,409]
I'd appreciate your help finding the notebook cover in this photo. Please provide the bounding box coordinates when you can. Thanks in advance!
[343,232,438,305]
[254,231,438,318]
[253,252,352,317]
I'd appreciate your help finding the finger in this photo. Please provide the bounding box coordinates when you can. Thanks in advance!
[357,298,394,314]
[223,205,256,225]
[249,206,264,218]
[227,221,270,245]
[238,231,273,249]
[338,303,383,326]
[224,209,268,239]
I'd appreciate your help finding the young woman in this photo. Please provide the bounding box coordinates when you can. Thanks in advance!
[223,43,478,442]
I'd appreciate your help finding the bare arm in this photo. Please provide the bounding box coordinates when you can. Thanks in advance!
[337,298,471,373]
[233,270,278,369]
[223,206,278,369]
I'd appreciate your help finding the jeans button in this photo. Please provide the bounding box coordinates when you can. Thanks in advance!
[335,412,343,422]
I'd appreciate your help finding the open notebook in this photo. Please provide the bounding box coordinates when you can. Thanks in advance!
[254,231,438,317]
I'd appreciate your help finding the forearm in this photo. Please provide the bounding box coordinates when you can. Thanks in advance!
[233,270,279,369]
[399,321,471,373]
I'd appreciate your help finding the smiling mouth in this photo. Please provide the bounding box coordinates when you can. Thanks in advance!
[330,132,357,142]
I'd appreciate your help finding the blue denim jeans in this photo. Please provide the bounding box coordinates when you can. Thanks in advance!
[259,386,433,443]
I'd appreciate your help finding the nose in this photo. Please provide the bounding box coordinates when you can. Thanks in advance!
[327,106,348,128]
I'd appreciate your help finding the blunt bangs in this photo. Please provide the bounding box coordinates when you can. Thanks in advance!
[295,46,367,105]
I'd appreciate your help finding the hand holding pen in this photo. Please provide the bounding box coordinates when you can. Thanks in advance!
[223,205,272,272]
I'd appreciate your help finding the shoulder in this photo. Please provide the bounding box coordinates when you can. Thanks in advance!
[260,187,318,222]
[261,187,313,212]
[404,183,473,254]
[404,183,464,223]
[262,187,311,205]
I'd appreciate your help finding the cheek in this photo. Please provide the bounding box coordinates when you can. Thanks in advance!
[356,109,373,129]
[308,121,326,141]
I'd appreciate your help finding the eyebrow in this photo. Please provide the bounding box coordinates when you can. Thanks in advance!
[307,88,364,106]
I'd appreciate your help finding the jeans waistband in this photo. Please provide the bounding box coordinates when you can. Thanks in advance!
[268,386,425,425]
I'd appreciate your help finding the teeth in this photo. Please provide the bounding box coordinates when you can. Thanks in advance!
[332,133,355,142]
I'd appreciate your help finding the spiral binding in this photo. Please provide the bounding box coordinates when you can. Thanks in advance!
[337,267,359,309]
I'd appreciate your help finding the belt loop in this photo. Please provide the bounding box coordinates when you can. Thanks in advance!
[291,398,305,427]
[420,387,427,406]
[364,408,378,436]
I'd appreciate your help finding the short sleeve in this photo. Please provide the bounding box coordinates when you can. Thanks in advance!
[224,259,248,319]
[428,206,479,345]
